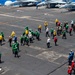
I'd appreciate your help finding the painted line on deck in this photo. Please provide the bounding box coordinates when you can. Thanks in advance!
[0,13,54,24]
[1,67,10,75]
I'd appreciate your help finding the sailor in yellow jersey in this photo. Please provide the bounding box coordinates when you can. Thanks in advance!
[0,35,2,46]
[55,19,59,26]
[44,21,48,30]
[38,25,42,33]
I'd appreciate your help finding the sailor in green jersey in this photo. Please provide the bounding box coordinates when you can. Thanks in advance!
[16,41,19,51]
[12,42,16,54]
[30,30,35,40]
[13,44,18,57]
[35,31,40,41]
[1,32,5,41]
[25,36,29,46]
[62,30,66,39]
[12,42,18,57]
[66,24,69,32]
[50,28,54,36]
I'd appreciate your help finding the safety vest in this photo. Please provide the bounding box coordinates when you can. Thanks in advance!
[55,19,59,23]
[44,21,48,26]
[0,35,2,40]
[53,31,56,36]
[25,30,29,35]
[38,25,42,29]
[11,31,15,37]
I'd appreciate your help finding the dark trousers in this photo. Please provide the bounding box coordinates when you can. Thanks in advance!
[9,41,12,47]
[29,38,33,43]
[69,31,72,36]
[47,42,50,48]
[38,28,41,33]
[62,34,66,39]
[54,41,57,46]
[14,51,18,57]
[46,32,49,37]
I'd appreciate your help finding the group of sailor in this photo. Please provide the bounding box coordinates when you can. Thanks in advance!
[0,19,75,58]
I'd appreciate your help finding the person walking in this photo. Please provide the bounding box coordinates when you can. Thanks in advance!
[53,30,56,39]
[38,25,42,33]
[54,36,58,46]
[69,27,72,36]
[71,20,74,28]
[47,37,50,48]
[71,60,75,74]
[44,21,48,30]
[8,36,12,47]
[55,19,59,26]
[46,27,49,37]
[67,66,72,75]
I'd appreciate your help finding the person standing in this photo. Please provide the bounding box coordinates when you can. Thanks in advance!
[0,35,2,46]
[54,36,58,46]
[67,66,72,75]
[66,24,69,33]
[46,27,49,37]
[38,25,42,33]
[70,50,74,61]
[28,32,33,43]
[71,60,75,74]
[69,27,72,36]
[13,43,18,57]
[1,32,5,41]
[71,20,74,28]
[50,28,54,37]
[53,30,56,39]
[47,37,50,48]
[44,21,48,30]
[62,29,66,39]
[55,19,59,26]
[8,36,12,47]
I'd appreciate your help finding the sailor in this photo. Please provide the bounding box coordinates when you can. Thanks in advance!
[46,27,49,37]
[44,21,48,30]
[71,20,74,28]
[55,19,59,26]
[54,36,58,46]
[28,32,33,43]
[53,30,56,39]
[47,37,50,48]
[35,30,40,41]
[0,34,3,46]
[8,36,12,47]
[50,28,54,37]
[1,32,5,41]
[38,25,42,33]
[62,29,66,39]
